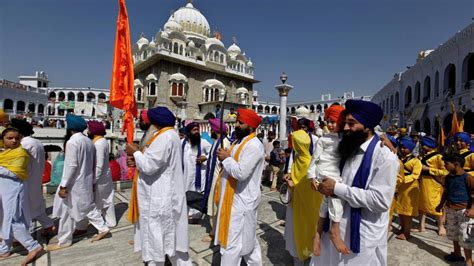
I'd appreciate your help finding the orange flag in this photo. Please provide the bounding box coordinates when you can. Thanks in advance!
[450,102,460,136]
[438,124,445,150]
[110,0,137,143]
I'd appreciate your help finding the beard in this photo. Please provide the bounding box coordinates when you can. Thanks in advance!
[139,122,150,131]
[87,132,94,140]
[338,130,369,162]
[189,132,201,145]
[211,132,218,140]
[235,127,250,141]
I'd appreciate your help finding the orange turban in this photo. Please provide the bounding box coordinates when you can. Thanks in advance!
[324,105,345,122]
[237,108,262,128]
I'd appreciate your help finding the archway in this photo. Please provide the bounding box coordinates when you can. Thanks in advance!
[271,106,277,114]
[415,82,421,104]
[58,92,65,101]
[67,92,75,101]
[405,86,412,107]
[264,106,270,114]
[423,76,431,102]
[3,99,13,111]
[77,92,85,102]
[203,112,215,120]
[38,104,44,115]
[444,64,456,96]
[28,103,35,113]
[87,92,95,102]
[17,101,26,113]
[462,53,474,89]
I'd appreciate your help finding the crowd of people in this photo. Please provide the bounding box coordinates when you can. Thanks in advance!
[0,99,473,265]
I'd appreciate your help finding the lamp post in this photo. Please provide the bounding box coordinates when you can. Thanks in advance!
[275,72,293,148]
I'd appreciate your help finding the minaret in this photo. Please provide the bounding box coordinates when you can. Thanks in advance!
[275,72,293,148]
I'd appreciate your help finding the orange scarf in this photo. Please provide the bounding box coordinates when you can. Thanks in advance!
[127,127,173,223]
[217,132,256,248]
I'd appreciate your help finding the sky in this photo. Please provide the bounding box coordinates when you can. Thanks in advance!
[1,0,473,103]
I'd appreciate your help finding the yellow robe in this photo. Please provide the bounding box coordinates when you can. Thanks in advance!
[394,155,421,216]
[389,160,405,225]
[290,130,323,260]
[459,148,474,175]
[0,146,29,180]
[419,151,448,215]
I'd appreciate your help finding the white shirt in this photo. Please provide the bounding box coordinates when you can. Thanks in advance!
[93,137,114,210]
[181,138,211,192]
[314,132,341,181]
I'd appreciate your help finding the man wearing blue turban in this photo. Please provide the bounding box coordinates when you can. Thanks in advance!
[454,132,474,174]
[313,99,399,265]
[414,136,449,236]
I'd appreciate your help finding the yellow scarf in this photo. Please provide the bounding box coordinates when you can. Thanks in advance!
[0,146,29,181]
[92,135,103,144]
[217,132,256,248]
[127,127,173,224]
[291,130,323,260]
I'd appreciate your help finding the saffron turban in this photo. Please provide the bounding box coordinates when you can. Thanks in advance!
[87,120,106,136]
[344,99,383,129]
[324,105,345,123]
[209,118,228,133]
[185,121,199,132]
[0,109,7,122]
[66,114,88,132]
[237,108,262,128]
[140,109,149,125]
[11,118,34,136]
[147,107,176,127]
[455,132,471,145]
[398,136,416,152]
[421,136,437,149]
[387,135,398,148]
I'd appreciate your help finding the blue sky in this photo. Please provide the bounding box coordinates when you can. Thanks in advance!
[1,0,473,102]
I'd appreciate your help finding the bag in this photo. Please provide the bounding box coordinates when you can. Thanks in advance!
[186,190,206,213]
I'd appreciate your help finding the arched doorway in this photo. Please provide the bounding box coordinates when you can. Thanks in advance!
[462,53,474,90]
[3,99,13,111]
[423,76,431,102]
[28,103,35,113]
[444,64,456,96]
[17,101,26,113]
[405,86,412,107]
[415,82,421,104]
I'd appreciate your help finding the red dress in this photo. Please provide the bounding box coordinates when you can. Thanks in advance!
[109,159,121,182]
[42,161,52,184]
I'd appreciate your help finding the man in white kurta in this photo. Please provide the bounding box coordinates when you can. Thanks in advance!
[182,122,211,221]
[312,99,399,265]
[48,114,109,251]
[126,106,191,265]
[11,119,55,234]
[215,108,264,265]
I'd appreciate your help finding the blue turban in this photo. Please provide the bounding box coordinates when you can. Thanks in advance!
[387,135,398,148]
[147,107,176,127]
[66,114,87,132]
[398,136,416,152]
[421,136,437,149]
[454,132,471,145]
[344,99,383,129]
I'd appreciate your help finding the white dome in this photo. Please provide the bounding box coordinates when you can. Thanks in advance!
[247,58,253,67]
[296,106,310,118]
[236,87,248,94]
[203,79,225,89]
[164,16,182,32]
[205,37,224,48]
[227,43,241,56]
[188,40,195,48]
[149,38,156,47]
[136,35,149,49]
[169,2,210,39]
[169,73,188,83]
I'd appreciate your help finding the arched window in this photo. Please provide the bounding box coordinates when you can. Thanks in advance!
[77,92,85,102]
[220,54,224,64]
[150,82,156,96]
[415,81,421,104]
[214,89,219,101]
[291,106,296,114]
[173,43,179,54]
[137,88,142,101]
[58,92,65,101]
[98,93,106,101]
[444,64,456,96]
[405,86,412,107]
[310,105,315,113]
[435,71,440,98]
[423,76,431,102]
[38,104,44,114]
[271,106,277,114]
[264,106,270,114]
[17,101,25,113]
[179,45,183,55]
[214,52,219,62]
[395,92,400,109]
[49,92,56,100]
[178,83,184,96]
[257,105,263,113]
[316,104,322,112]
[205,88,209,102]
[171,83,178,96]
[28,103,35,113]
[3,99,13,111]
[462,53,474,90]
[67,92,75,101]
[87,92,96,102]
[390,95,394,111]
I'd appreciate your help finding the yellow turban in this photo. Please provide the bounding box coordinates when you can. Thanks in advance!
[0,109,7,122]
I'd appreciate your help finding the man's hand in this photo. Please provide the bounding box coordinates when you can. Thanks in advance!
[196,155,207,164]
[318,178,336,196]
[465,208,474,218]
[126,143,139,156]
[58,186,68,198]
[217,148,231,161]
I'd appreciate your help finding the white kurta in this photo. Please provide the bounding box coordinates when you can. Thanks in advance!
[133,129,189,263]
[215,135,265,262]
[93,137,114,210]
[206,137,231,216]
[52,133,95,222]
[182,139,211,193]
[310,136,399,266]
[21,136,47,220]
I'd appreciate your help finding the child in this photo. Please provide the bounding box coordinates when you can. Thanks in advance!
[436,154,474,265]
[393,136,421,240]
[0,128,45,264]
[269,141,285,191]
[312,104,348,255]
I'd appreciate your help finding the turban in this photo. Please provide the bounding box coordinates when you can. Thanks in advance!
[398,136,416,152]
[324,105,345,123]
[344,99,383,129]
[399,128,407,134]
[87,120,106,136]
[185,122,199,133]
[421,136,437,149]
[179,127,187,134]
[140,109,149,125]
[387,135,398,148]
[11,118,34,136]
[66,114,88,132]
[455,132,471,145]
[237,108,261,128]
[147,107,176,127]
[0,109,7,122]
[209,118,228,133]
[297,117,311,128]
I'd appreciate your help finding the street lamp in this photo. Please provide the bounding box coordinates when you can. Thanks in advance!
[275,72,293,148]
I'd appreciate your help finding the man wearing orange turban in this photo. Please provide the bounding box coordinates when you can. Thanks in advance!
[215,108,265,264]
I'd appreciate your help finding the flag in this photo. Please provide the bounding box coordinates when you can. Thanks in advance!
[110,0,137,143]
[449,102,460,136]
[110,0,138,223]
[438,124,445,150]
[459,118,465,132]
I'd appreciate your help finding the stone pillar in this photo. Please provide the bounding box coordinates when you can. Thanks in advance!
[275,73,293,148]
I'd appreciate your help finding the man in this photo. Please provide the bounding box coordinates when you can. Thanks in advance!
[11,119,55,235]
[410,131,421,157]
[262,131,276,183]
[284,117,322,264]
[312,99,399,265]
[48,114,109,251]
[215,108,264,265]
[201,118,230,242]
[182,121,211,222]
[227,108,237,120]
[86,120,116,227]
[416,136,448,235]
[126,107,191,265]
[454,132,474,173]
[0,109,9,147]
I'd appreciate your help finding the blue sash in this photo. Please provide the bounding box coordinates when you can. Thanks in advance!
[202,137,222,210]
[349,134,379,253]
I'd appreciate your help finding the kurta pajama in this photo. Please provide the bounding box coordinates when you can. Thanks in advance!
[394,156,421,217]
[418,151,448,216]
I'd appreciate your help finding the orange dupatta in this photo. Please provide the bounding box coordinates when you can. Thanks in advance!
[127,127,173,223]
[217,132,256,248]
